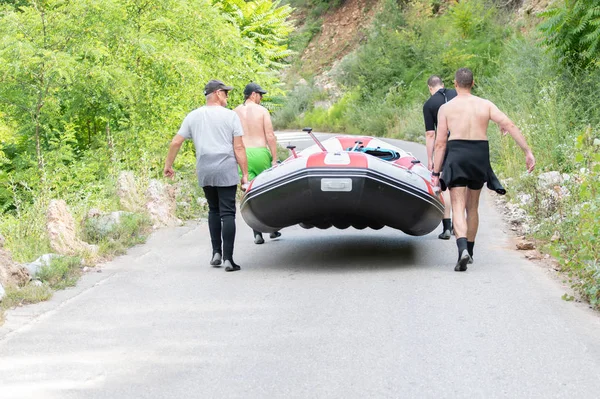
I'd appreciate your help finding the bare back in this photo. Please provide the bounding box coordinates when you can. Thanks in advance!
[234,102,271,148]
[439,94,495,141]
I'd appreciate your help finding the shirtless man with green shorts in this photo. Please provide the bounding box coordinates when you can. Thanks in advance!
[234,82,282,244]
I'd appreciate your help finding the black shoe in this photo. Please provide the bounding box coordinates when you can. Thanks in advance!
[455,250,471,272]
[223,260,241,272]
[269,231,281,239]
[254,234,264,245]
[468,256,474,265]
[438,229,451,240]
[210,253,222,267]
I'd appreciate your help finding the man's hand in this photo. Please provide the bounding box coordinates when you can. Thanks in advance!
[240,174,250,191]
[271,160,279,167]
[164,166,175,179]
[428,159,434,172]
[525,151,535,173]
[431,175,440,191]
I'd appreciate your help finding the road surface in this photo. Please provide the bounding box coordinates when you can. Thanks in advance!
[1,132,599,398]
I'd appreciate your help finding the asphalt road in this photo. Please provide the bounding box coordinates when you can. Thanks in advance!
[1,132,600,398]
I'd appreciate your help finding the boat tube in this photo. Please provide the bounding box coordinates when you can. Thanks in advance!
[240,129,444,236]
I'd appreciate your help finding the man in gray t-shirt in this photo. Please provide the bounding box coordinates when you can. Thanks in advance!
[164,79,249,272]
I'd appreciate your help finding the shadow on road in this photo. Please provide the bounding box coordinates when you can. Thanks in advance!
[252,233,421,272]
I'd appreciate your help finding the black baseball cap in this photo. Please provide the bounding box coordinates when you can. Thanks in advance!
[243,82,267,96]
[204,79,233,96]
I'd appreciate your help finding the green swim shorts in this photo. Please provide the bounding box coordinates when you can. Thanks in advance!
[239,147,273,180]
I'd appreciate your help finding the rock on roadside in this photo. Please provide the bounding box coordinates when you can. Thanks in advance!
[24,254,62,277]
[0,241,32,302]
[47,199,98,257]
[145,179,181,228]
[516,240,535,251]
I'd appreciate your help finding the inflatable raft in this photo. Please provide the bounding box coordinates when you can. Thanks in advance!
[240,129,444,236]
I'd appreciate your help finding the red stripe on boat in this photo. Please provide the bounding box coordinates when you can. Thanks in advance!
[306,152,369,168]
[395,157,418,169]
[335,136,373,150]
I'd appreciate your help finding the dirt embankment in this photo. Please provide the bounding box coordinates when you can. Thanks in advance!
[300,0,380,73]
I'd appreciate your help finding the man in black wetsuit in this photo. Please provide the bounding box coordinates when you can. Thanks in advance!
[423,75,457,239]
[431,68,535,272]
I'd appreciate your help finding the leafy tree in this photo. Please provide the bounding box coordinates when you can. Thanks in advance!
[539,0,600,69]
[213,0,294,68]
[0,0,293,212]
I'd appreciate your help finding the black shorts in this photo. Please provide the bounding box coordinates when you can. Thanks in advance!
[447,178,485,190]
[440,140,490,192]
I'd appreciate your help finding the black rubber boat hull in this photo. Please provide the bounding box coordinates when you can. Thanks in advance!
[241,168,444,236]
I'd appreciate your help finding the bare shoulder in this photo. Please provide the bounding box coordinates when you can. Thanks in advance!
[473,95,493,107]
[258,104,270,114]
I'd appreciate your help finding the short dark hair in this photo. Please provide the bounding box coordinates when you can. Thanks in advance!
[455,68,473,88]
[427,75,443,87]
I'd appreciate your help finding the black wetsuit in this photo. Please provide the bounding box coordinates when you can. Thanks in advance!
[423,88,457,133]
[440,140,506,194]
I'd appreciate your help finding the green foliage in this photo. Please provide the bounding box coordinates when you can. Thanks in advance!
[83,212,153,258]
[0,0,293,260]
[478,33,600,309]
[213,0,295,68]
[280,0,507,135]
[0,283,53,310]
[272,83,321,127]
[547,128,600,308]
[37,256,82,290]
[539,0,600,70]
[0,196,52,263]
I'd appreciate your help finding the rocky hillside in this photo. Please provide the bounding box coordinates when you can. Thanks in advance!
[298,0,380,73]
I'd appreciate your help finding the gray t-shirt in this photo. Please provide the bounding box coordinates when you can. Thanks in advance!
[177,106,244,187]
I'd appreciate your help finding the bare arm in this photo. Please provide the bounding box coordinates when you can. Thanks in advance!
[489,102,535,172]
[432,106,449,175]
[263,109,278,165]
[164,134,186,178]
[425,130,435,171]
[234,136,249,184]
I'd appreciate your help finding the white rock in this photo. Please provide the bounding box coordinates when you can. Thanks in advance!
[594,138,600,147]
[562,173,571,182]
[0,282,5,302]
[145,180,182,228]
[538,171,563,190]
[31,280,43,287]
[25,254,61,277]
[517,193,533,206]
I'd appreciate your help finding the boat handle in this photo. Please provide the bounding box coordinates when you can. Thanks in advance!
[286,145,298,158]
[303,127,327,152]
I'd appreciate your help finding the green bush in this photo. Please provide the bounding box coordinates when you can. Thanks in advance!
[83,212,153,258]
[539,0,600,70]
[36,256,82,290]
